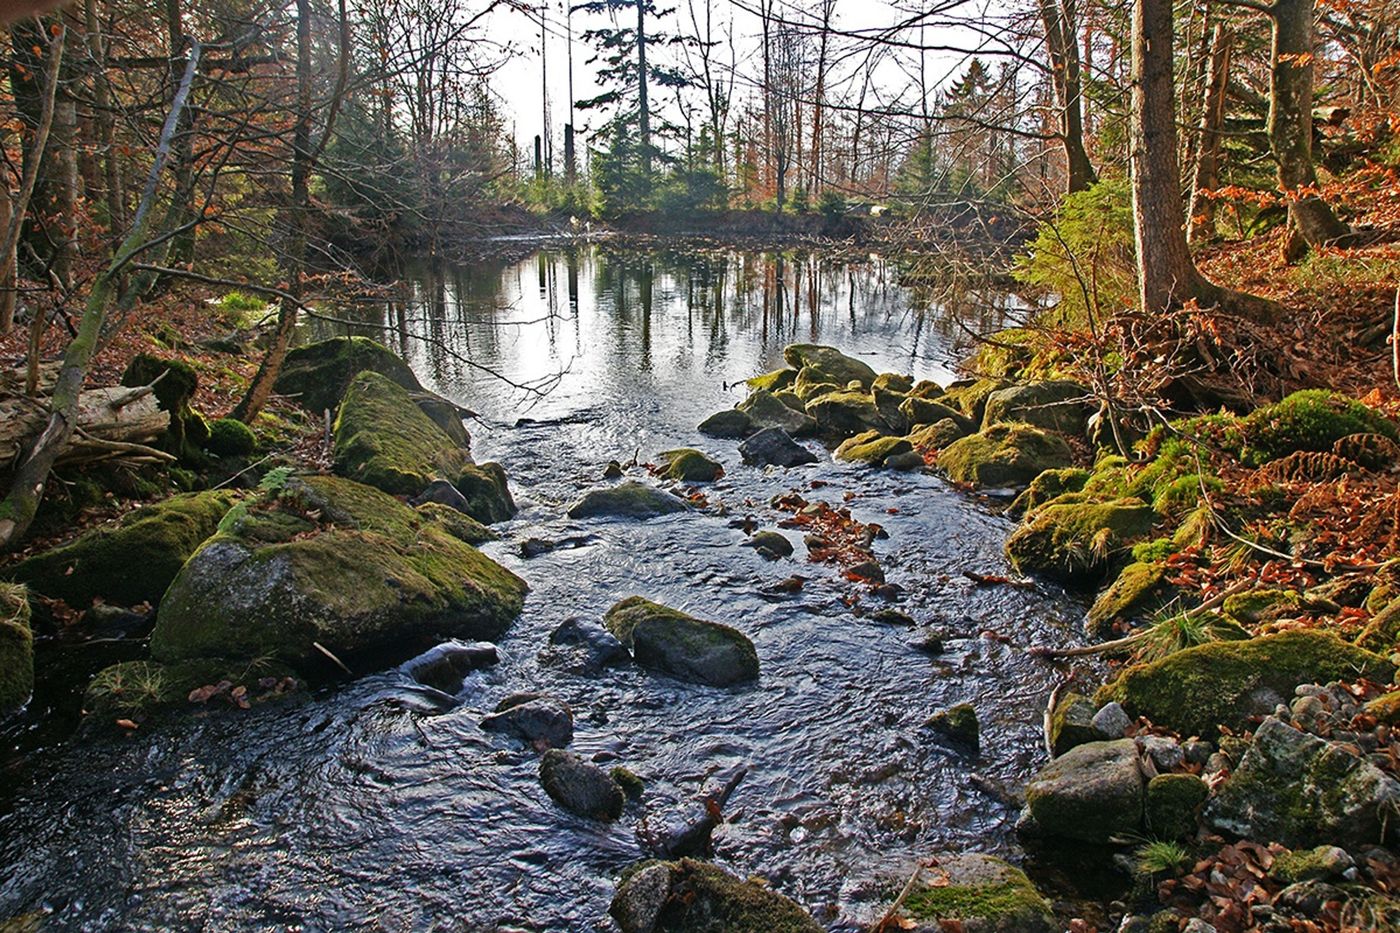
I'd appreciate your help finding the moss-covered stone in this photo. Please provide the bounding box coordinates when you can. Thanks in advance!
[982,380,1090,434]
[1048,691,1100,756]
[9,490,236,608]
[1087,561,1178,640]
[942,377,1010,423]
[1356,599,1400,653]
[698,408,753,438]
[901,854,1054,933]
[659,448,724,482]
[900,396,969,431]
[82,657,297,719]
[835,431,913,466]
[120,353,208,459]
[939,423,1074,489]
[925,702,979,751]
[906,418,972,452]
[1144,773,1208,839]
[611,766,645,800]
[873,372,913,393]
[604,596,758,687]
[611,858,821,933]
[1364,691,1400,724]
[416,502,497,545]
[275,336,422,414]
[1024,739,1144,843]
[908,379,945,399]
[782,343,877,388]
[568,481,690,519]
[1239,389,1398,466]
[746,368,798,393]
[1095,631,1394,738]
[1222,588,1301,626]
[804,390,889,438]
[1005,498,1157,583]
[150,476,526,676]
[0,583,33,717]
[1009,467,1091,517]
[791,371,842,403]
[872,387,911,433]
[454,462,516,524]
[1269,846,1353,885]
[333,371,468,496]
[739,389,818,435]
[205,417,256,457]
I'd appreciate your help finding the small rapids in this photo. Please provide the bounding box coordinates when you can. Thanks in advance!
[0,247,1089,931]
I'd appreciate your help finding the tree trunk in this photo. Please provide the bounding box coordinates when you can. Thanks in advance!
[1269,0,1349,260]
[162,0,197,272]
[0,385,168,471]
[636,0,650,178]
[1188,24,1232,244]
[1040,0,1097,193]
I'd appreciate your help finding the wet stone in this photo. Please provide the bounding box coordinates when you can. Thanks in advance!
[481,696,575,748]
[738,428,818,468]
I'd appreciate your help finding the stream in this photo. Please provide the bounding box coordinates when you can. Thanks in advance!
[0,246,1091,931]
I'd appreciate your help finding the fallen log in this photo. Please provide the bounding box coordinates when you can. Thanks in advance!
[0,385,170,471]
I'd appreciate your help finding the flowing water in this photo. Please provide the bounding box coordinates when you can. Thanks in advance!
[0,246,1089,931]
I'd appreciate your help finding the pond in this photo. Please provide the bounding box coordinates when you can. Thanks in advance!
[0,245,1090,931]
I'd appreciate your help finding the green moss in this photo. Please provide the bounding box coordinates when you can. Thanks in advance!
[9,490,236,607]
[1005,498,1157,583]
[782,343,877,387]
[906,418,970,451]
[626,858,823,933]
[939,423,1075,488]
[835,431,912,466]
[415,502,497,545]
[1222,588,1300,626]
[659,448,724,482]
[1239,390,1398,466]
[1153,473,1223,515]
[83,657,298,719]
[1010,467,1090,516]
[603,596,759,686]
[1269,846,1347,885]
[899,396,967,428]
[1363,691,1400,724]
[1131,538,1174,563]
[746,368,798,393]
[804,389,887,438]
[1048,691,1099,756]
[0,583,33,716]
[967,327,1039,378]
[873,372,914,393]
[791,376,841,403]
[120,353,208,460]
[1087,561,1175,639]
[1145,773,1208,839]
[205,417,256,457]
[275,336,422,414]
[902,856,1052,929]
[925,702,979,749]
[1095,630,1394,737]
[610,766,645,800]
[942,377,1010,423]
[455,462,517,524]
[1356,599,1400,653]
[333,371,468,496]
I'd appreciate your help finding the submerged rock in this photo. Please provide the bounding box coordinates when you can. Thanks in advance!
[481,695,574,748]
[744,530,794,559]
[658,448,724,483]
[333,371,468,496]
[539,749,625,821]
[938,423,1073,488]
[149,476,526,677]
[0,584,33,717]
[546,617,630,671]
[738,390,817,436]
[1023,738,1144,843]
[275,335,422,415]
[400,640,498,693]
[10,490,235,608]
[738,428,818,467]
[898,853,1054,933]
[611,858,822,933]
[1005,498,1156,583]
[782,343,877,388]
[567,482,690,519]
[1094,631,1394,738]
[603,596,759,687]
[925,703,979,752]
[1207,716,1400,848]
[697,409,753,438]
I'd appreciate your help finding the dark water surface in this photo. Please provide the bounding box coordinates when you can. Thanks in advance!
[0,247,1086,931]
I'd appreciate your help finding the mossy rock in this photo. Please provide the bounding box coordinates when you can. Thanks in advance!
[454,462,516,524]
[900,396,970,431]
[1365,559,1400,612]
[1005,498,1157,584]
[908,379,945,399]
[782,343,877,388]
[1144,773,1208,839]
[1364,691,1400,724]
[1095,631,1394,738]
[873,387,911,433]
[901,853,1054,932]
[791,372,842,403]
[1048,691,1100,757]
[925,702,979,751]
[1239,389,1398,466]
[739,389,818,436]
[1356,599,1400,653]
[603,596,758,687]
[275,336,422,414]
[415,502,497,545]
[82,657,298,720]
[0,584,33,717]
[835,431,913,466]
[942,377,1010,423]
[9,490,236,608]
[149,476,526,676]
[611,858,821,933]
[698,408,754,438]
[120,353,207,459]
[659,448,724,483]
[746,368,798,393]
[804,389,888,439]
[939,424,1074,489]
[1268,845,1354,885]
[568,481,689,519]
[907,418,972,452]
[1222,588,1300,626]
[1009,467,1090,517]
[982,380,1090,434]
[205,417,256,457]
[774,389,806,412]
[332,371,468,496]
[873,372,914,393]
[1024,738,1144,843]
[1087,561,1180,640]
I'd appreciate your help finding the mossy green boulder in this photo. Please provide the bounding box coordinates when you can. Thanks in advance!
[0,584,33,717]
[900,853,1054,932]
[611,858,821,933]
[746,368,798,393]
[568,481,690,519]
[454,462,516,524]
[205,417,256,457]
[738,389,817,436]
[1087,561,1178,640]
[1024,738,1144,843]
[275,335,422,414]
[1005,498,1156,583]
[1144,773,1208,839]
[835,431,913,466]
[873,372,913,393]
[982,380,1090,434]
[1239,389,1398,466]
[83,657,297,719]
[120,353,209,458]
[10,490,236,608]
[1222,588,1300,626]
[925,702,979,751]
[906,418,972,452]
[1047,691,1100,756]
[658,448,723,482]
[604,596,758,687]
[942,377,1010,423]
[416,502,497,545]
[1009,467,1090,517]
[782,343,877,388]
[899,396,970,431]
[1095,631,1394,738]
[150,476,526,675]
[938,423,1073,488]
[804,389,888,438]
[1356,599,1400,653]
[333,371,468,496]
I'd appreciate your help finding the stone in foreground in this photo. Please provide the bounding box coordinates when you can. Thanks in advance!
[738,427,817,467]
[604,596,759,687]
[1023,738,1144,843]
[568,481,690,519]
[539,749,625,821]
[611,858,821,933]
[897,853,1055,933]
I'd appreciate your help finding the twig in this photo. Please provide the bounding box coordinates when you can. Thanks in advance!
[1044,674,1077,757]
[1392,286,1398,391]
[312,641,352,675]
[873,857,941,933]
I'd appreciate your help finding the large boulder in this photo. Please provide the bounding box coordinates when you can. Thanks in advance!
[1094,631,1394,738]
[1208,716,1400,848]
[1005,498,1156,583]
[747,368,799,393]
[539,749,625,821]
[900,396,971,432]
[275,336,422,415]
[907,418,973,452]
[738,428,817,467]
[1086,561,1178,639]
[938,424,1073,488]
[982,381,1091,434]
[804,390,889,438]
[567,482,690,519]
[0,584,33,717]
[9,490,235,608]
[333,371,468,497]
[739,390,817,436]
[1023,738,1144,843]
[782,343,877,388]
[898,853,1055,933]
[149,476,526,676]
[603,596,759,687]
[611,858,821,933]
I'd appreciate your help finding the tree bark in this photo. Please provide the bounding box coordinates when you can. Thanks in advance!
[636,0,650,177]
[1188,24,1232,244]
[1040,0,1097,193]
[0,386,168,471]
[1269,0,1349,260]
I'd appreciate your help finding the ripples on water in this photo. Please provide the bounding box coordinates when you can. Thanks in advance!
[0,247,1087,931]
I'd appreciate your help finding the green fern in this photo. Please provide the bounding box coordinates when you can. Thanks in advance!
[257,466,293,493]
